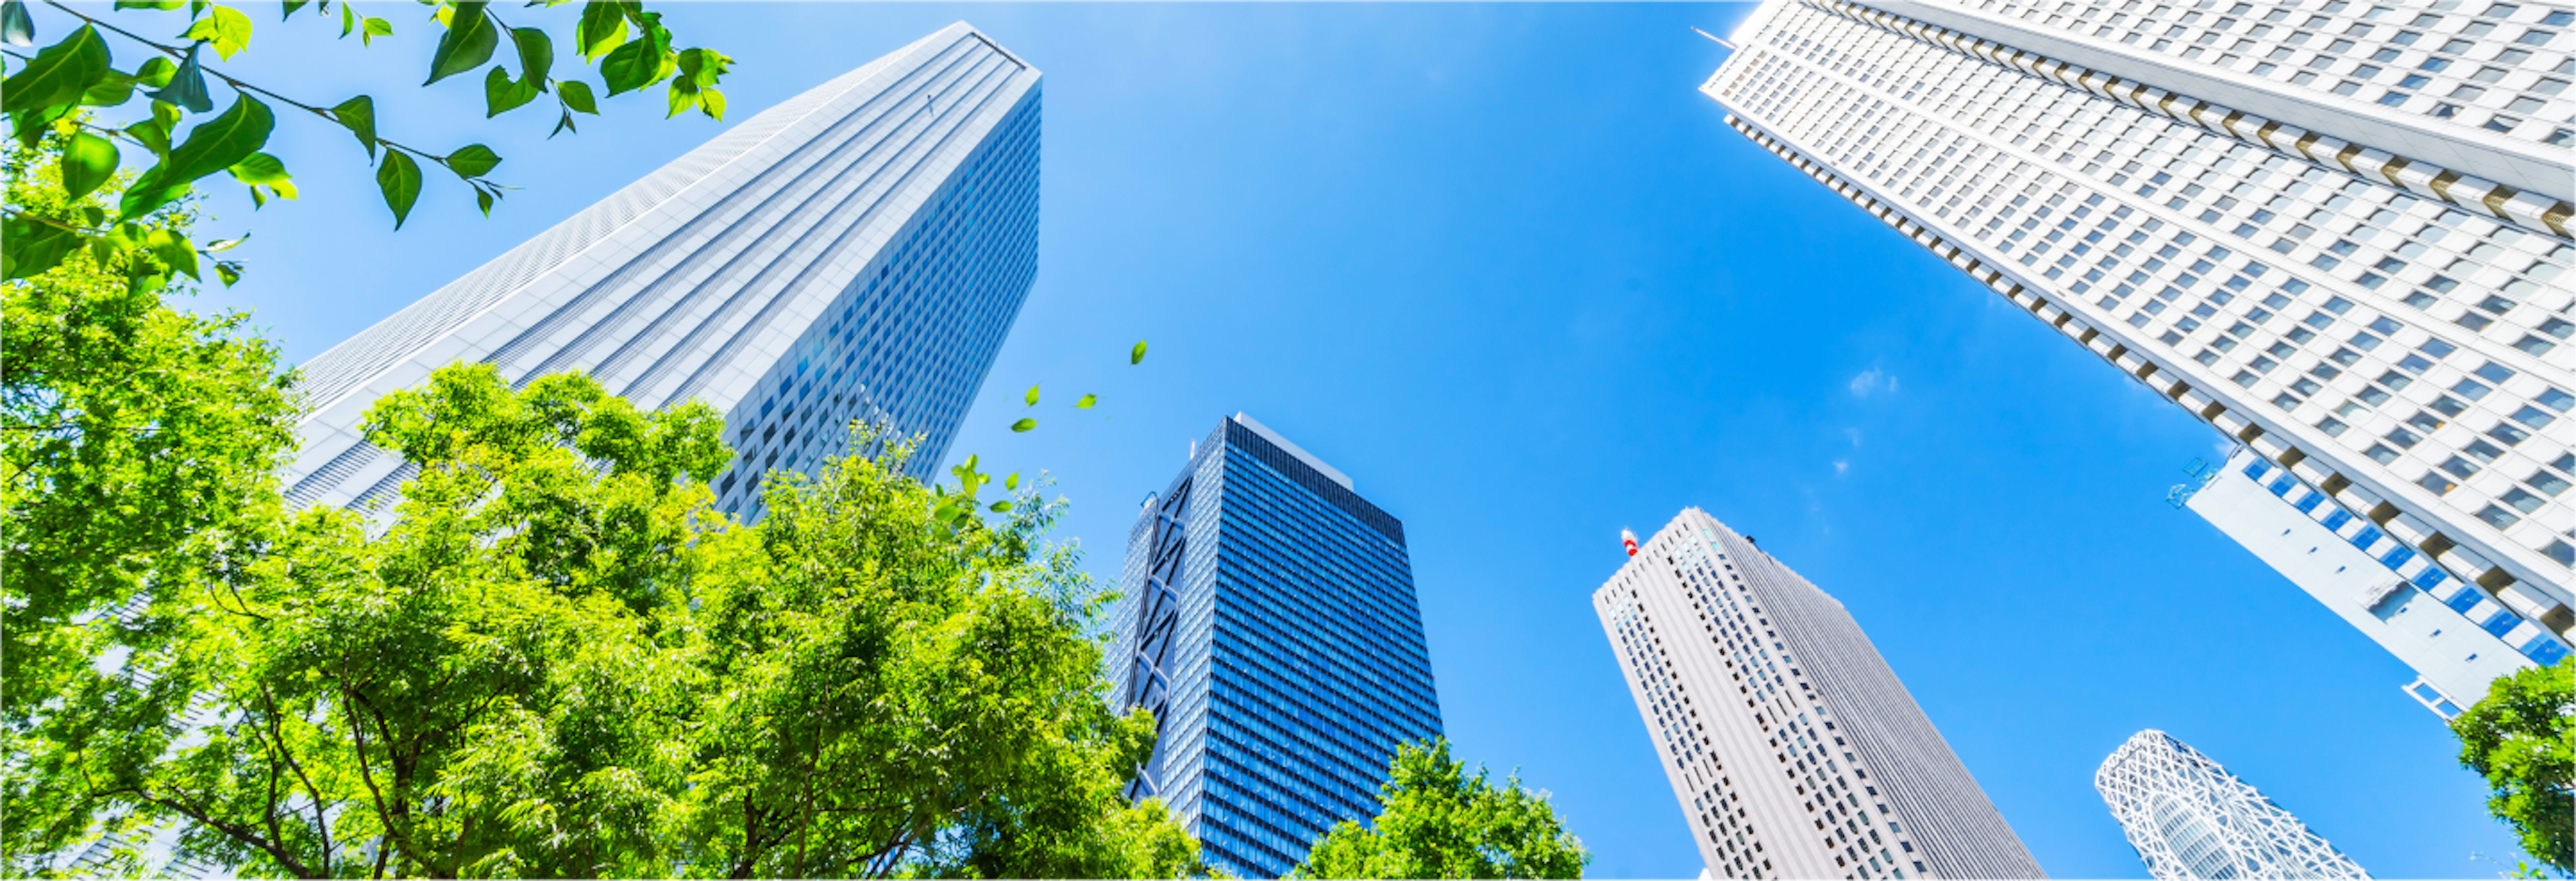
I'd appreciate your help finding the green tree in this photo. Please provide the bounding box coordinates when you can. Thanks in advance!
[9,361,1203,877]
[2454,656,2575,876]
[1292,739,1587,880]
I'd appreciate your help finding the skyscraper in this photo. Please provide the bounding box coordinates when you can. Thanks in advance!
[2095,729,2370,880]
[1701,1,2574,651]
[2180,447,2569,718]
[1109,414,1443,878]
[278,23,1041,520]
[1593,508,2043,880]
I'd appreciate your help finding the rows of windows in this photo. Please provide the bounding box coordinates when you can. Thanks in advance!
[1980,0,2575,147]
[1715,2,2573,583]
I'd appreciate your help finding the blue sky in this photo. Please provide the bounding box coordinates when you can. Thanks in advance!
[113,2,2528,876]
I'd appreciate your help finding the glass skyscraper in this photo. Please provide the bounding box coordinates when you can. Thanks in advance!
[1109,414,1443,878]
[2096,729,2369,880]
[277,23,1041,520]
[1701,1,2573,654]
[1596,508,2044,880]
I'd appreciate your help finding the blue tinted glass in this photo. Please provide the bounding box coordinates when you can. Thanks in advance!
[2380,546,2417,569]
[2293,493,2324,513]
[2351,526,2386,549]
[2447,587,2485,613]
[2522,637,2571,666]
[2483,609,2522,637]
[2243,459,2269,479]
[2412,567,2448,589]
[2322,510,2353,530]
[2267,476,2298,496]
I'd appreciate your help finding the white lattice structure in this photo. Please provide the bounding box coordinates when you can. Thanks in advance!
[2094,730,2371,880]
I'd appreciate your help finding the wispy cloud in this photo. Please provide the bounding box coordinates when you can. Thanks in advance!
[1848,367,1897,398]
[1833,459,1850,475]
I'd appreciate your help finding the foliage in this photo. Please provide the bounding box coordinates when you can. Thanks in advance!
[1,0,733,288]
[2454,656,2575,876]
[0,129,294,733]
[1291,739,1587,880]
[7,358,1204,878]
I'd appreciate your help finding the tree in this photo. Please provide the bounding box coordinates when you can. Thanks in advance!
[8,361,1203,877]
[2454,656,2575,876]
[1292,739,1587,880]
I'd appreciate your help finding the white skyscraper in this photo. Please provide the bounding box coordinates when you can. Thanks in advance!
[1593,509,2044,880]
[1701,2,2575,654]
[2095,729,2370,880]
[2181,447,2568,718]
[279,23,1040,520]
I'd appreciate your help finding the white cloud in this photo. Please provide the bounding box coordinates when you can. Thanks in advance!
[1848,367,1896,398]
[1833,459,1850,475]
[1845,427,1864,448]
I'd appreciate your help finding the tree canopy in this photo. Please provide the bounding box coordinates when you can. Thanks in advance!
[1291,739,1587,880]
[2453,656,2574,876]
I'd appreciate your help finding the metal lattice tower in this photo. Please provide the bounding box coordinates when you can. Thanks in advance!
[2094,730,2369,880]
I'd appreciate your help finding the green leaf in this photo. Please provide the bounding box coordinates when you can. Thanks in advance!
[338,1,352,36]
[280,0,307,20]
[329,94,375,158]
[663,76,696,119]
[133,56,176,88]
[112,0,185,8]
[59,131,119,200]
[575,0,628,60]
[1075,394,1097,410]
[1010,418,1037,432]
[225,152,292,201]
[375,150,421,229]
[988,500,1013,513]
[199,233,247,252]
[144,44,212,113]
[424,1,496,85]
[695,87,724,120]
[443,143,500,179]
[549,108,577,137]
[1,1,35,48]
[213,260,241,286]
[1,216,83,280]
[1022,384,1040,406]
[598,13,671,96]
[1130,341,1148,365]
[178,5,253,60]
[1005,472,1019,491]
[3,24,110,115]
[78,69,134,107]
[511,27,552,89]
[474,184,494,216]
[484,66,539,117]
[145,227,199,279]
[557,78,598,113]
[360,15,390,46]
[120,92,272,219]
[674,46,728,88]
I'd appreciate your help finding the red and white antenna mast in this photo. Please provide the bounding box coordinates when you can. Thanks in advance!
[1621,529,1640,557]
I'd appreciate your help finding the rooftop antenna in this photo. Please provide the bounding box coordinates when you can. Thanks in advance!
[1693,26,1736,50]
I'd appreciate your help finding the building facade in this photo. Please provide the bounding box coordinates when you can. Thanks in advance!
[2095,729,2370,880]
[1593,508,2043,880]
[1701,1,2576,643]
[2183,447,2569,717]
[280,23,1041,520]
[1109,414,1443,878]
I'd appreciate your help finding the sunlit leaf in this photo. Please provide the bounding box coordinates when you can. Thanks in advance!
[59,131,118,200]
[1010,418,1037,432]
[1075,394,1097,410]
[1130,340,1148,365]
[177,5,252,60]
[1024,384,1040,406]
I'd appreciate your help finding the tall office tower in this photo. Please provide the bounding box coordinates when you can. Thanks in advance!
[1701,1,2576,656]
[2095,729,2370,880]
[1592,508,2043,880]
[2182,447,2570,718]
[1109,414,1443,878]
[278,23,1040,520]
